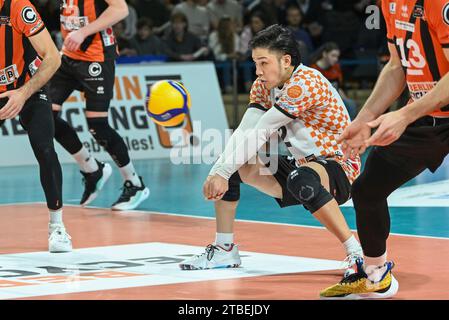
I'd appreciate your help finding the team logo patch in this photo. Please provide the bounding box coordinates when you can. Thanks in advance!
[413,5,424,18]
[443,3,449,26]
[21,7,37,24]
[88,63,102,77]
[287,85,303,99]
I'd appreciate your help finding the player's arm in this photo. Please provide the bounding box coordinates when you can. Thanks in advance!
[64,0,128,52]
[0,28,60,120]
[214,107,293,180]
[209,107,266,176]
[20,29,62,100]
[355,42,406,122]
[397,49,449,121]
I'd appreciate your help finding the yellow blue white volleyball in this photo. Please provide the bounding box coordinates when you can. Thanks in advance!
[146,80,191,127]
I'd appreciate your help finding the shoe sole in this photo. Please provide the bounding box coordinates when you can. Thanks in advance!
[179,263,241,270]
[111,187,150,211]
[81,163,113,207]
[49,245,73,253]
[320,275,399,300]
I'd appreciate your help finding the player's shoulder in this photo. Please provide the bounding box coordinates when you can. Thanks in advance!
[289,65,325,88]
[425,0,449,23]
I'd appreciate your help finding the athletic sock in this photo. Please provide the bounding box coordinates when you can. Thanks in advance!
[119,162,141,187]
[49,209,63,225]
[343,235,363,256]
[364,252,388,282]
[215,233,234,250]
[73,147,98,173]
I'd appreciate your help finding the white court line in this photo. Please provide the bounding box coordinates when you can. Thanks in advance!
[2,201,448,241]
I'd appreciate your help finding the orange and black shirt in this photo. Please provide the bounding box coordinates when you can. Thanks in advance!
[0,0,45,93]
[60,0,118,62]
[382,0,449,117]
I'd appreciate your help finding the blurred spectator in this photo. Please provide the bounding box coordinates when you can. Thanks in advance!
[320,0,361,58]
[130,0,171,28]
[209,16,241,93]
[285,5,313,52]
[239,11,268,91]
[134,18,167,56]
[164,12,210,62]
[239,11,267,58]
[273,0,289,26]
[207,0,244,32]
[246,0,279,26]
[114,21,139,57]
[173,0,214,43]
[122,2,138,40]
[287,0,329,47]
[310,42,357,119]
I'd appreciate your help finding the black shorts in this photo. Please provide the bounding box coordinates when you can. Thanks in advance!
[375,115,449,173]
[49,55,115,112]
[265,155,351,209]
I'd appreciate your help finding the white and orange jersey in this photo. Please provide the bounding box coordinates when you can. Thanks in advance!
[382,0,449,117]
[249,64,361,183]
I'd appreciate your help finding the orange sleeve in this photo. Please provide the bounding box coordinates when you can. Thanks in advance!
[427,0,449,47]
[10,0,45,37]
[275,77,327,118]
[249,78,272,110]
[380,0,394,43]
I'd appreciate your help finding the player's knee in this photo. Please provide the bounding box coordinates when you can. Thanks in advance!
[351,174,383,207]
[87,117,130,167]
[286,166,333,213]
[221,171,242,202]
[32,143,56,164]
[86,117,114,147]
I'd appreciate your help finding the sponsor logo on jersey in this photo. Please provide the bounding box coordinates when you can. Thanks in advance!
[443,3,449,26]
[0,16,10,25]
[287,85,303,99]
[21,6,37,24]
[390,2,396,14]
[401,4,409,18]
[28,57,42,76]
[395,20,415,32]
[0,65,19,85]
[407,81,437,100]
[413,5,424,18]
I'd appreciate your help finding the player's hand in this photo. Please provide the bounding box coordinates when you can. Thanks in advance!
[203,175,229,201]
[337,119,372,160]
[0,89,28,120]
[365,109,410,147]
[64,29,87,52]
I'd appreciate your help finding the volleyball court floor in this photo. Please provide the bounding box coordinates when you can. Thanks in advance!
[1,156,449,300]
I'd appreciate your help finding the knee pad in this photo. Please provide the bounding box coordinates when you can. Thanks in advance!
[221,171,242,202]
[52,111,83,154]
[286,166,333,213]
[87,117,130,167]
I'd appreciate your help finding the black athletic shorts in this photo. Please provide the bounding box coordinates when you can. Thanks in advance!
[374,115,449,173]
[265,155,351,209]
[49,55,115,112]
[0,87,52,129]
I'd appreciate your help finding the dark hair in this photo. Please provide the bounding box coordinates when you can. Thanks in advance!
[310,42,340,65]
[249,24,301,67]
[137,17,153,30]
[218,16,235,54]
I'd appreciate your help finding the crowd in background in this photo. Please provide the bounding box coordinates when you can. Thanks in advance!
[34,0,389,116]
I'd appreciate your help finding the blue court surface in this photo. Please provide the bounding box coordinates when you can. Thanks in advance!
[2,151,449,239]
